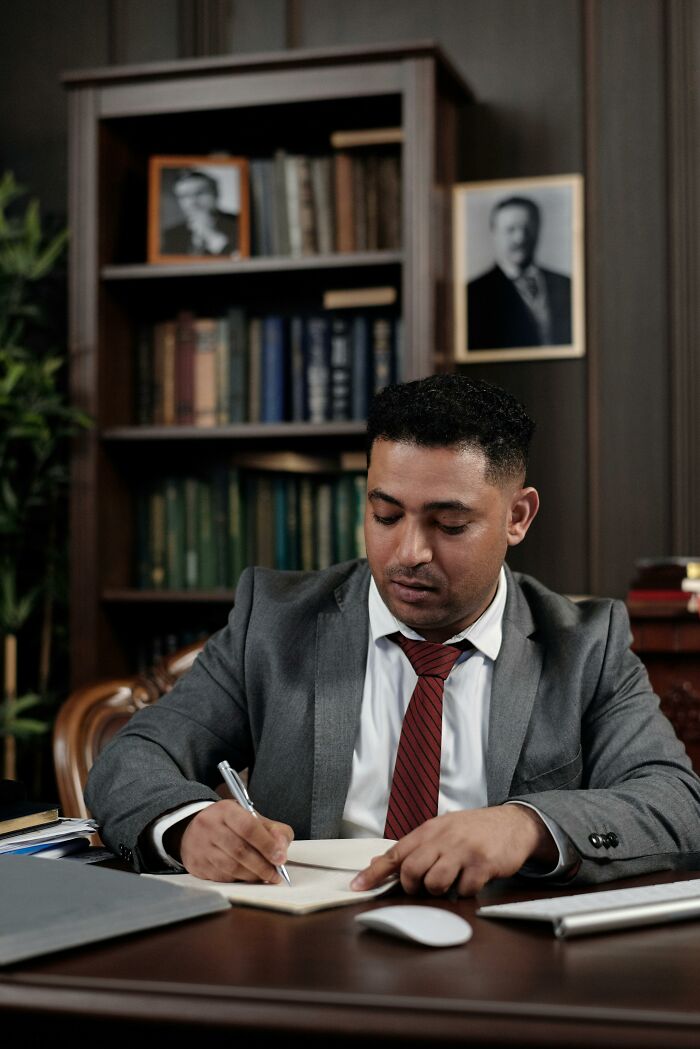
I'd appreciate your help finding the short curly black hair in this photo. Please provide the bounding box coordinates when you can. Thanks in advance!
[366,374,535,483]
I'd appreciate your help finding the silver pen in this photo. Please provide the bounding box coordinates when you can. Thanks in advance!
[217,760,292,885]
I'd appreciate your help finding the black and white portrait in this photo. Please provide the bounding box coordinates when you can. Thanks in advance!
[453,175,585,362]
[148,156,250,263]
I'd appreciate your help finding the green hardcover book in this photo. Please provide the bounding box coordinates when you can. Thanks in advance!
[211,465,229,587]
[227,466,245,585]
[197,477,216,589]
[255,473,275,569]
[183,476,199,589]
[316,480,333,570]
[164,476,184,590]
[273,474,288,569]
[285,474,300,570]
[135,479,151,588]
[299,476,314,571]
[334,474,355,564]
[248,317,262,423]
[215,316,230,425]
[149,482,166,589]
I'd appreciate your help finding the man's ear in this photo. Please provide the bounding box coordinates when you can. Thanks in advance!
[506,486,539,547]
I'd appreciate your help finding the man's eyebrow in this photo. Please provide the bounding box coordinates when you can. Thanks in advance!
[368,490,471,513]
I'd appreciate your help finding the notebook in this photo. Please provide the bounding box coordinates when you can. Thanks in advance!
[0,854,230,966]
[144,837,398,914]
[477,877,700,939]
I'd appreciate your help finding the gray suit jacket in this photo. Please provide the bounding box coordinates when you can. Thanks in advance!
[85,560,700,879]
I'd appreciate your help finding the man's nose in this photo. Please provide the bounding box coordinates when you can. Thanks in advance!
[394,521,432,567]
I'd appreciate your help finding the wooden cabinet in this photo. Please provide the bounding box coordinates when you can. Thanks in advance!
[64,43,471,687]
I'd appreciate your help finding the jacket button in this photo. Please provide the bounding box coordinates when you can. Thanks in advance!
[589,833,603,848]
[608,832,619,848]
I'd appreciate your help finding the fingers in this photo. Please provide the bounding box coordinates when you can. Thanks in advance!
[351,845,403,891]
[180,801,293,884]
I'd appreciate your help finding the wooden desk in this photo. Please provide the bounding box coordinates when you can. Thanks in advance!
[631,612,700,771]
[3,870,700,1048]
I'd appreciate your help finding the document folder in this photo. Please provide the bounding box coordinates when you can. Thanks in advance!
[0,854,230,965]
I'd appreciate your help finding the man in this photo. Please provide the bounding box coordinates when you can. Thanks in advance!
[85,376,700,896]
[467,196,572,351]
[161,169,239,257]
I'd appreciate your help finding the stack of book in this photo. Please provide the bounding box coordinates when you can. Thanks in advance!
[0,801,97,859]
[626,556,700,616]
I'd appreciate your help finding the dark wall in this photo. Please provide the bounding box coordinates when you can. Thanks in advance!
[1,0,690,598]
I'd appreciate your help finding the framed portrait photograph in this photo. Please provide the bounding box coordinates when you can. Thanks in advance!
[453,174,585,362]
[148,155,250,264]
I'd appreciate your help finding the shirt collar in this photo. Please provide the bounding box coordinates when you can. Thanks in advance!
[368,566,506,661]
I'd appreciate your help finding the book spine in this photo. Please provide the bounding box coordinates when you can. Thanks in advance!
[228,466,245,585]
[316,481,333,570]
[364,153,379,251]
[289,314,306,422]
[305,316,330,423]
[334,474,355,564]
[261,315,287,423]
[228,307,248,423]
[299,476,315,570]
[273,474,288,569]
[197,477,216,589]
[248,158,268,256]
[161,320,177,426]
[175,310,196,426]
[285,475,299,569]
[354,474,367,558]
[352,155,367,252]
[212,465,229,588]
[273,149,291,256]
[377,152,402,249]
[296,155,317,255]
[149,482,166,589]
[193,319,218,427]
[183,475,199,588]
[351,315,370,420]
[334,151,354,252]
[216,316,230,425]
[372,316,394,393]
[284,154,302,258]
[247,317,262,423]
[165,476,184,590]
[255,474,275,567]
[329,316,352,421]
[311,155,334,255]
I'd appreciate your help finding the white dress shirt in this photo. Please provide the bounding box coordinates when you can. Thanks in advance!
[152,566,578,877]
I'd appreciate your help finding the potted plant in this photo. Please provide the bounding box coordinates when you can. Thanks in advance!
[0,171,90,784]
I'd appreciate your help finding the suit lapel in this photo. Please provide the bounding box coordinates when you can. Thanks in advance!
[310,563,370,837]
[486,568,543,804]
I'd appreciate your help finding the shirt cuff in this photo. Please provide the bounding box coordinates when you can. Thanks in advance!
[151,801,215,870]
[505,800,581,879]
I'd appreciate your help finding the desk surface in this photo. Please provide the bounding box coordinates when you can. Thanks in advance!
[3,868,700,1048]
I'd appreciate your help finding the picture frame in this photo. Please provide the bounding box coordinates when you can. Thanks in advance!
[147,155,250,264]
[453,174,585,362]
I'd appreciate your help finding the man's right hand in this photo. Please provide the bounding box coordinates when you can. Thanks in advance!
[168,800,293,883]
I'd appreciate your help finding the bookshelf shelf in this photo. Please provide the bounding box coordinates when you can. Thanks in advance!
[102,422,368,441]
[101,252,403,281]
[66,42,471,685]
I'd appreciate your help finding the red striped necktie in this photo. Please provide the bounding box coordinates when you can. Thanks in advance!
[383,632,471,841]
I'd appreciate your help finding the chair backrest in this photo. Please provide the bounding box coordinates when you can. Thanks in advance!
[53,641,205,818]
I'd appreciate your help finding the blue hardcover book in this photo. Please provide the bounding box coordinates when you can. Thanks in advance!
[351,314,370,420]
[289,314,307,421]
[261,315,287,423]
[329,315,352,421]
[305,315,331,423]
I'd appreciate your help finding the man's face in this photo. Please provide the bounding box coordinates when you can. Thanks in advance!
[491,204,539,273]
[364,440,536,642]
[173,176,217,222]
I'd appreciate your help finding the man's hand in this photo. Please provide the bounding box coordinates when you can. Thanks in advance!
[350,806,557,898]
[170,800,293,883]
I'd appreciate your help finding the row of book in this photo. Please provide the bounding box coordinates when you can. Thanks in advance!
[136,468,367,590]
[249,148,401,258]
[625,557,700,616]
[135,309,401,427]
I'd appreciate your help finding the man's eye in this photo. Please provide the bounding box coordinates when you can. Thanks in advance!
[439,524,467,535]
[372,513,399,526]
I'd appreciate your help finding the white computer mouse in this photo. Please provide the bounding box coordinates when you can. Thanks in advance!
[355,905,473,947]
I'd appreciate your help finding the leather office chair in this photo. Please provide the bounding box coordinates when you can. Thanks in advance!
[53,640,206,819]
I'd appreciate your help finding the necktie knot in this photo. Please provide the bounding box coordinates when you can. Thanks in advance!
[390,632,469,680]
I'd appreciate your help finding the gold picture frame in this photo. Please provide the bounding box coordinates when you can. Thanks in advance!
[148,155,250,264]
[453,174,585,362]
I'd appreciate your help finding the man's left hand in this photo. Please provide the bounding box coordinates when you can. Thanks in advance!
[350,805,557,898]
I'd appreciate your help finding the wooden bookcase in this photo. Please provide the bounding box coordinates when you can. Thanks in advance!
[64,42,472,688]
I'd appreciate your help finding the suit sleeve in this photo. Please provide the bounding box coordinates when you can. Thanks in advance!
[84,568,258,872]
[510,600,700,883]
